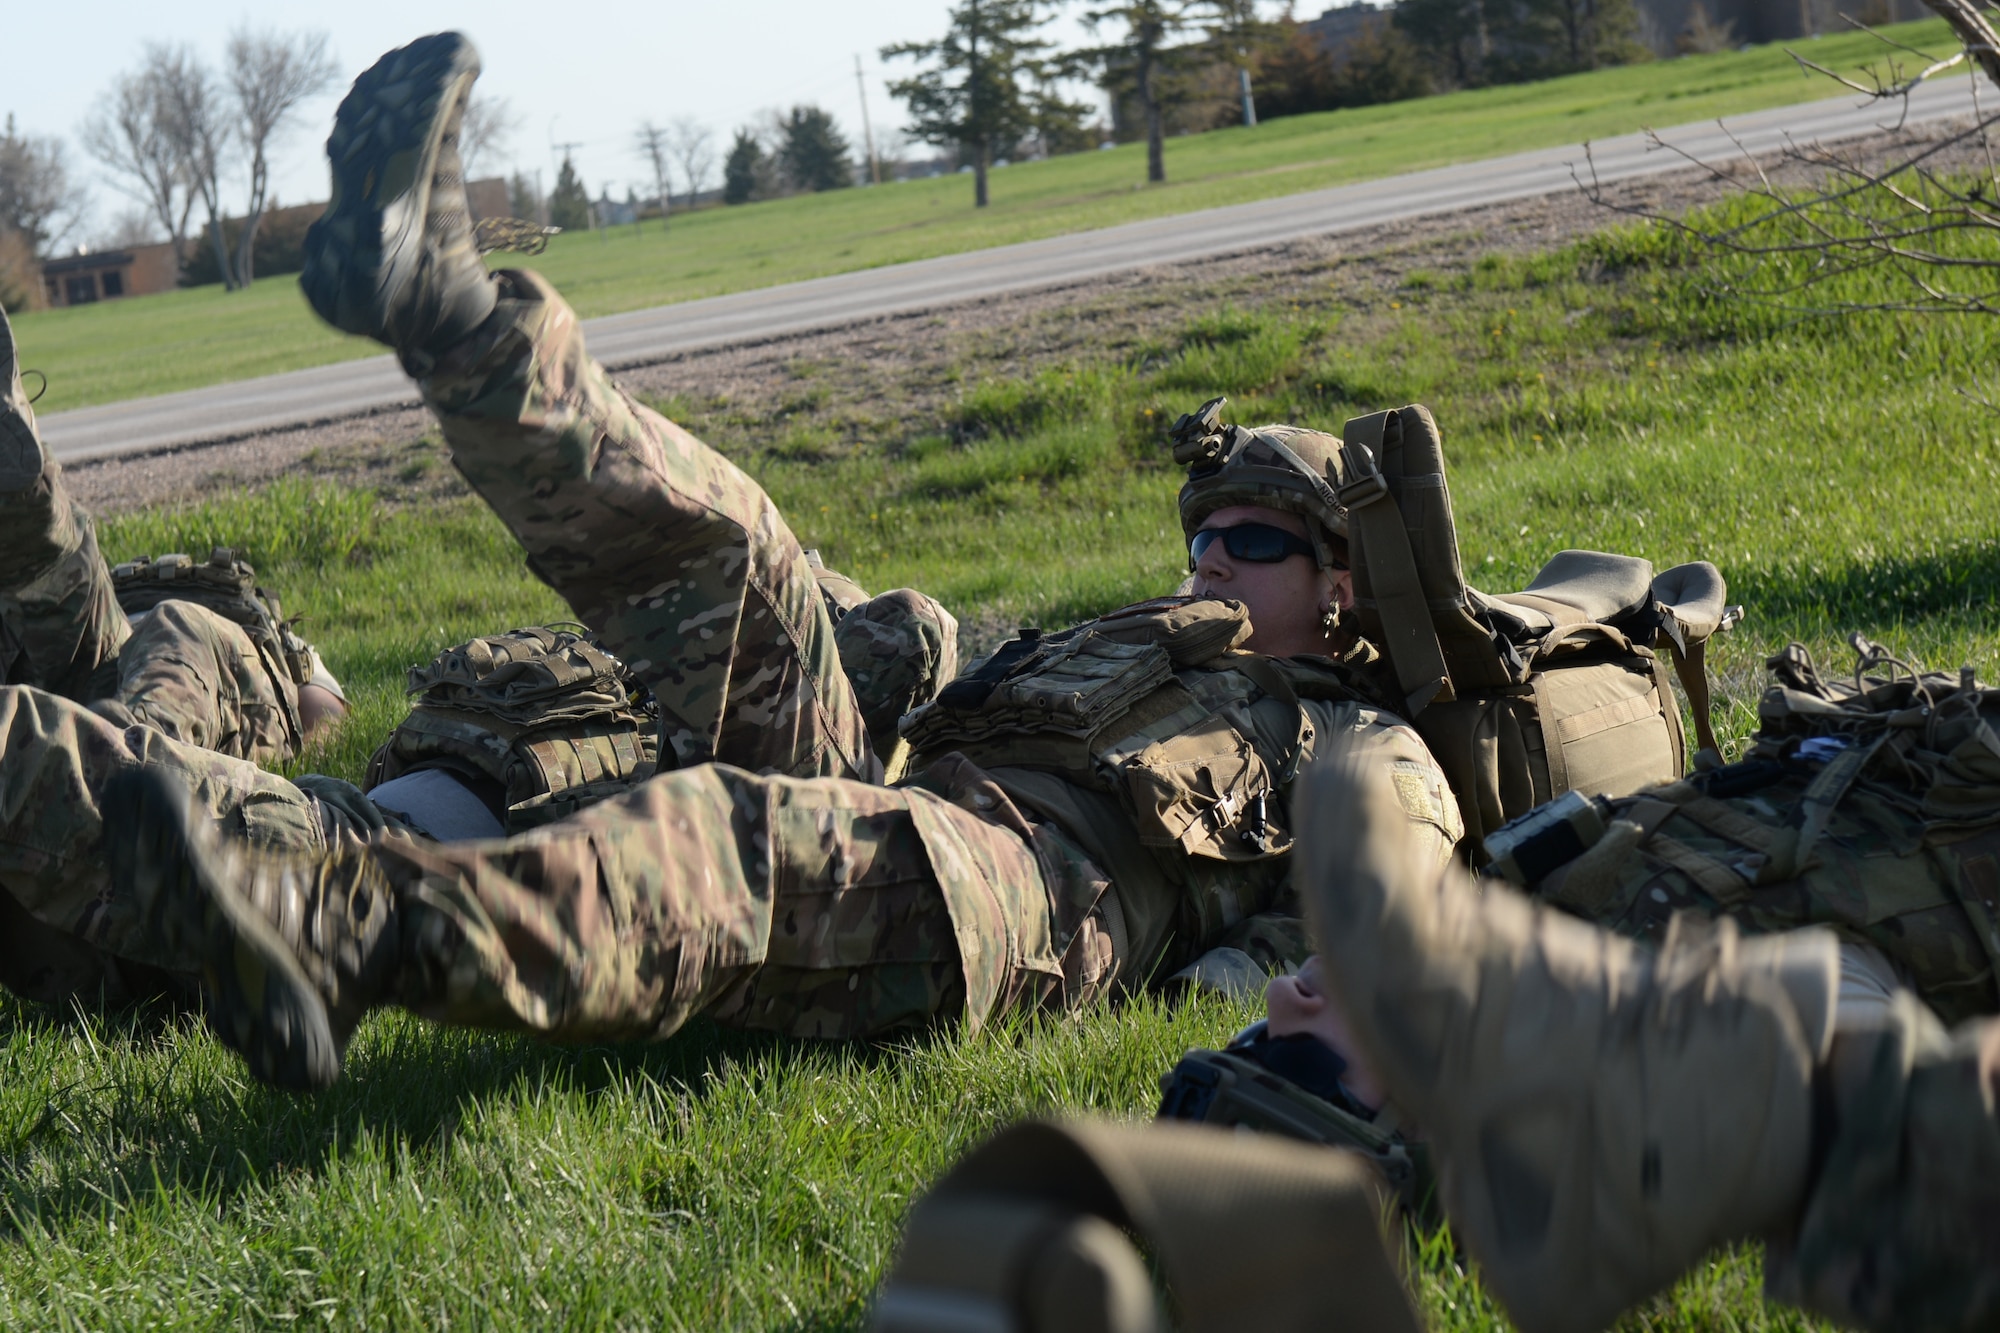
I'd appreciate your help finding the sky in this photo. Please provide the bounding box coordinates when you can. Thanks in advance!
[6,0,1120,247]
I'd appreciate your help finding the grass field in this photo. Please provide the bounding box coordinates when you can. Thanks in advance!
[15,18,1960,417]
[7,179,1995,1326]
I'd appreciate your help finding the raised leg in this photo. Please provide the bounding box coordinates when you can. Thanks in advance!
[418,270,877,781]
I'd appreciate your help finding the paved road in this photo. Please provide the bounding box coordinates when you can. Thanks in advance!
[41,76,1980,464]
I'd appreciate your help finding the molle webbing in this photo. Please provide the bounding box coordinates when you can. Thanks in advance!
[901,597,1368,864]
[364,626,658,833]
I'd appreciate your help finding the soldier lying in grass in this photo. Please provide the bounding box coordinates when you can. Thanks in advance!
[0,301,349,1003]
[94,31,1464,1092]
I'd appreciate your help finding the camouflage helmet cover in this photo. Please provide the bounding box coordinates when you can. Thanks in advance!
[1172,397,1349,569]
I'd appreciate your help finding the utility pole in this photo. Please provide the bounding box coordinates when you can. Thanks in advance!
[854,53,882,185]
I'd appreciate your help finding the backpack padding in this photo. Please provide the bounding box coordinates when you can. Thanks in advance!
[1484,550,1656,632]
[1653,561,1728,642]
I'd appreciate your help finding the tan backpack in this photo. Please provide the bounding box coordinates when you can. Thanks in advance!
[1339,406,1738,860]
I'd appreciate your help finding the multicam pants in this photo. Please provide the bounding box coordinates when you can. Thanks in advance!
[0,387,303,766]
[372,269,1095,1041]
[0,685,362,1002]
[1769,996,2000,1329]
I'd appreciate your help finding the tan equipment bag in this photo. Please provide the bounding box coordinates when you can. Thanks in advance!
[871,1117,1420,1333]
[1340,406,1737,859]
[363,626,659,833]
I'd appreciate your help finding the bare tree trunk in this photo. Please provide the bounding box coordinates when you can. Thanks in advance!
[975,141,991,207]
[200,191,234,290]
[1922,0,2000,87]
[233,146,267,286]
[227,29,335,289]
[1239,66,1257,127]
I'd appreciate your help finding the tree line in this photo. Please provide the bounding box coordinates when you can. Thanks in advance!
[872,0,1651,204]
[576,0,1651,219]
[1,2,1660,308]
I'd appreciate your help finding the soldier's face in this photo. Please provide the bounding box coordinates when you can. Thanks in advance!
[1189,505,1349,657]
[1265,955,1384,1109]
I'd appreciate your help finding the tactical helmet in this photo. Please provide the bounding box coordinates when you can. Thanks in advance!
[1172,397,1349,570]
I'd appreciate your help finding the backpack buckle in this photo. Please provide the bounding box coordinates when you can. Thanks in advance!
[1336,441,1389,508]
[1337,471,1388,508]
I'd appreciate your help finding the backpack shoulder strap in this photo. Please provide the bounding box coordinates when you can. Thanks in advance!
[1340,410,1451,716]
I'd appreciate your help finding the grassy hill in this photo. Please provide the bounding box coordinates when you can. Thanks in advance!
[17,18,1958,416]
[3,167,1992,1325]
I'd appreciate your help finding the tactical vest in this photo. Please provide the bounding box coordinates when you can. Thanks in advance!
[112,547,317,687]
[901,596,1381,868]
[363,626,660,834]
[1339,406,1737,861]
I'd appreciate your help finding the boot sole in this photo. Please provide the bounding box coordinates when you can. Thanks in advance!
[300,31,481,339]
[104,768,342,1092]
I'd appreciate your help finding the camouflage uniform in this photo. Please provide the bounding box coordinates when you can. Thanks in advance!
[1520,643,2000,1028]
[0,309,342,1001]
[1768,997,2000,1329]
[0,337,312,766]
[1530,774,2000,1027]
[319,269,1461,1045]
[0,684,378,1002]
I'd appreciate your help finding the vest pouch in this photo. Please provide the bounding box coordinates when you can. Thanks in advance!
[1121,712,1288,862]
[901,632,1177,778]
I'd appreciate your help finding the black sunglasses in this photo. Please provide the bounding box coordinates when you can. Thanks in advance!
[1188,522,1326,571]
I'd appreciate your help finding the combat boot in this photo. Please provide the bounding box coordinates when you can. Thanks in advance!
[299,31,496,372]
[0,303,42,490]
[104,767,405,1092]
[1297,754,1840,1333]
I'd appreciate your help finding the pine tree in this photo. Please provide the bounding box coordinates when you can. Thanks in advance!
[548,154,590,231]
[884,0,1069,207]
[1080,2,1204,185]
[723,129,765,205]
[508,170,543,222]
[778,107,854,193]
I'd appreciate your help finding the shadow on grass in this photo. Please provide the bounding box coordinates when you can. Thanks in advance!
[0,999,935,1240]
[1738,538,2000,638]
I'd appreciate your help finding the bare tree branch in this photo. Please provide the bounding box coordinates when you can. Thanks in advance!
[669,118,715,204]
[459,93,518,182]
[226,27,336,286]
[0,115,83,256]
[150,44,236,290]
[82,64,197,269]
[634,120,672,231]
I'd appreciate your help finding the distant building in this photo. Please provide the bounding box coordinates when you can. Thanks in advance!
[466,177,508,222]
[39,242,180,308]
[592,189,638,227]
[32,179,510,307]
